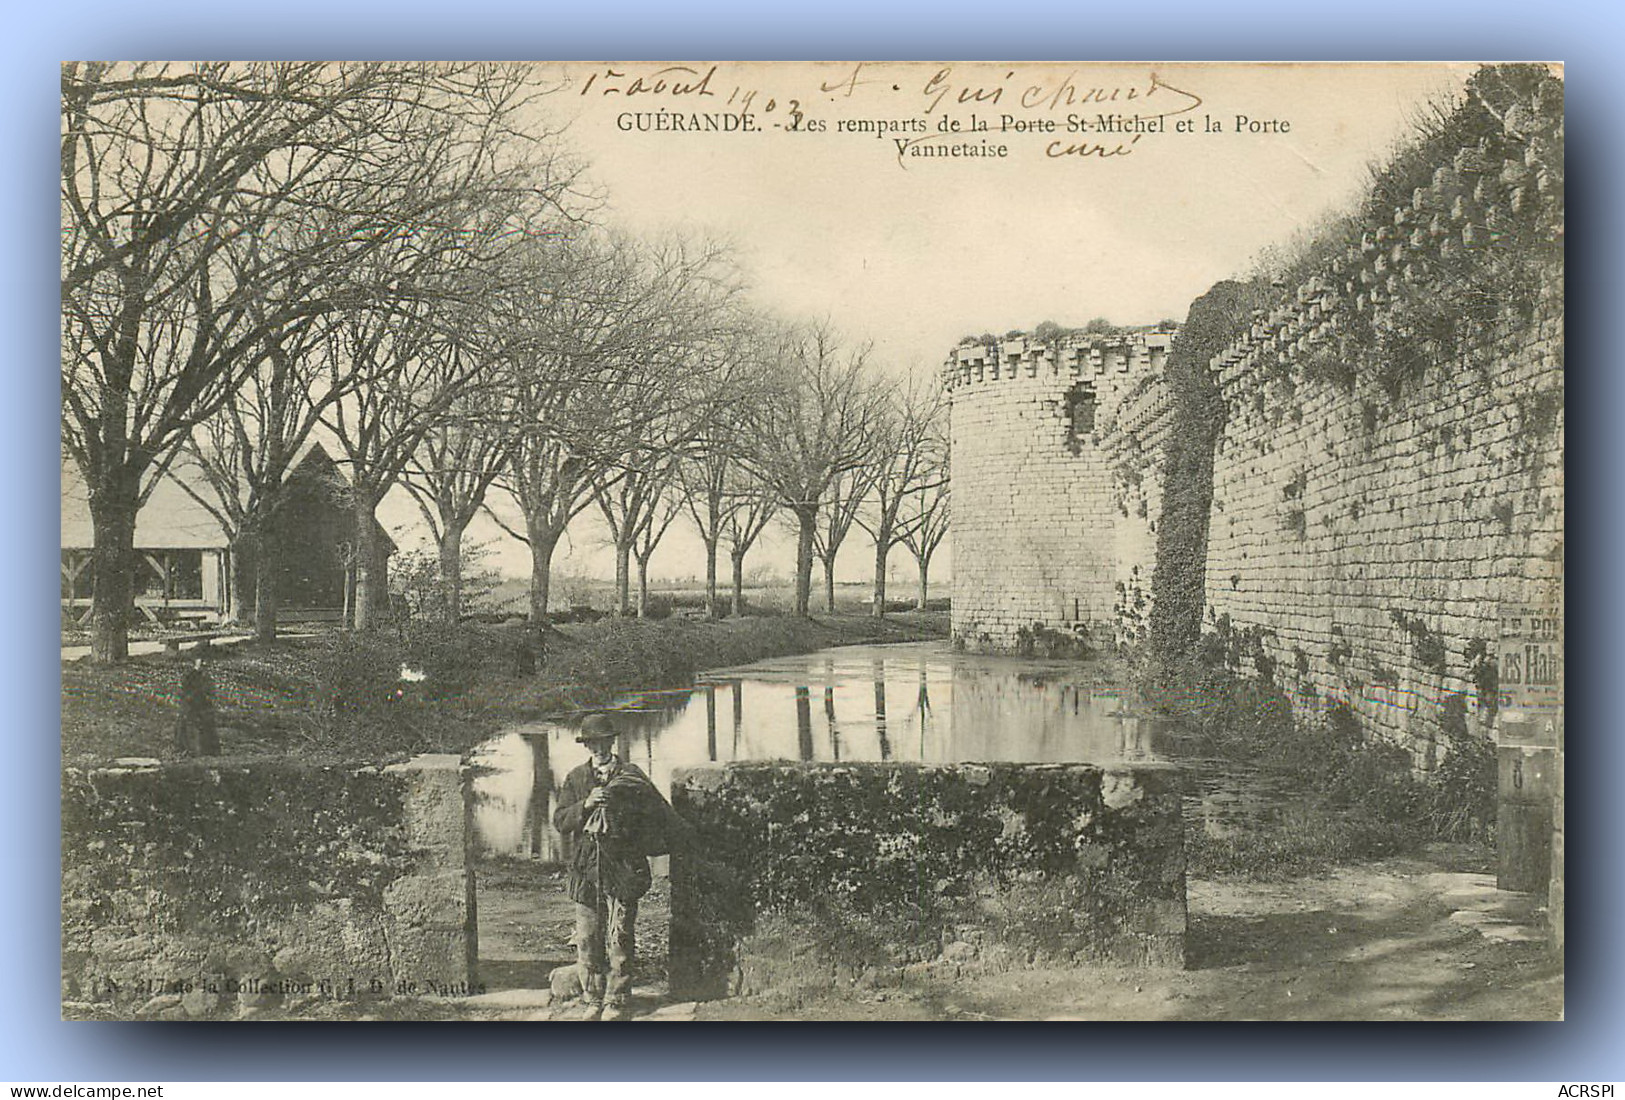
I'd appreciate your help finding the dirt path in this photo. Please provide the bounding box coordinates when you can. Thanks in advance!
[471,859,676,1019]
[460,843,1560,1022]
[915,848,1561,1022]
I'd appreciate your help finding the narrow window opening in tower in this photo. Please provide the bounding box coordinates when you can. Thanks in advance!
[1065,383,1097,454]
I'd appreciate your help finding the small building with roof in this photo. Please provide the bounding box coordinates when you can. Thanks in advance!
[61,442,393,626]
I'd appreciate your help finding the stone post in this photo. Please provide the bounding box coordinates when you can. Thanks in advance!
[1549,712,1564,952]
[382,754,478,991]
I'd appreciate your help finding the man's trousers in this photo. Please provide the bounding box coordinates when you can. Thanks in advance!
[574,895,637,1006]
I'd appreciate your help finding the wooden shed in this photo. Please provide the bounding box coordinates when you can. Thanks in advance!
[61,443,393,626]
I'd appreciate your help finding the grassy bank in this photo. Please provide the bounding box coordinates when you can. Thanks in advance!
[1145,658,1497,880]
[61,612,948,767]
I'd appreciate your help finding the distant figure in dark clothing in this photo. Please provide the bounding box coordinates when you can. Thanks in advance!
[512,635,536,677]
[552,712,674,1021]
[512,626,547,677]
[174,658,219,756]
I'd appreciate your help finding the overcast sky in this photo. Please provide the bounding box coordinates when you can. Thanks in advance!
[385,61,1478,593]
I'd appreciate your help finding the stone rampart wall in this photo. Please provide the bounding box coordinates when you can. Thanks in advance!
[1200,95,1564,761]
[667,760,1184,1000]
[945,332,1174,651]
[61,753,475,1019]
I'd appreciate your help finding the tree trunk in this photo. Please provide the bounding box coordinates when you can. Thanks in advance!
[253,523,280,643]
[88,480,137,663]
[352,491,382,632]
[823,555,837,615]
[917,550,933,610]
[635,554,651,618]
[88,272,142,664]
[703,535,720,617]
[872,537,889,617]
[793,507,817,617]
[731,550,747,617]
[526,521,561,625]
[229,541,254,625]
[438,522,466,625]
[614,539,633,616]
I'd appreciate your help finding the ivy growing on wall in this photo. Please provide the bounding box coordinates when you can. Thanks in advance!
[1463,638,1501,715]
[1390,610,1448,675]
[62,763,414,936]
[1147,281,1266,663]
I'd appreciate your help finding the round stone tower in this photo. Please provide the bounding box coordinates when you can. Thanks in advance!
[943,329,1175,653]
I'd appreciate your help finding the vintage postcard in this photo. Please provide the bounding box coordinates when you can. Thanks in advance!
[61,61,1563,1021]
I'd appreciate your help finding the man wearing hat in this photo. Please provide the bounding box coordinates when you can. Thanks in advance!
[552,711,663,1021]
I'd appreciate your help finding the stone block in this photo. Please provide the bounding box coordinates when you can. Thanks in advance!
[550,963,584,1000]
[386,754,469,862]
[63,753,477,1019]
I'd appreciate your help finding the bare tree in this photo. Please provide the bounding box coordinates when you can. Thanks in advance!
[722,472,779,617]
[856,375,949,616]
[321,279,507,631]
[177,315,336,640]
[737,321,885,616]
[676,329,777,616]
[811,465,876,615]
[901,466,951,611]
[593,454,679,616]
[493,230,738,624]
[185,197,533,640]
[400,382,516,625]
[678,441,737,618]
[630,483,686,618]
[61,61,557,659]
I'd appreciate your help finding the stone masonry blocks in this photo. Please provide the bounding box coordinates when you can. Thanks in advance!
[945,332,1173,652]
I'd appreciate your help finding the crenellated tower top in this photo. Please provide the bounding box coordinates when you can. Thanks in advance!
[942,327,1178,397]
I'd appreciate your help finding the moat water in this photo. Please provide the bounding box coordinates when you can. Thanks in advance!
[468,641,1195,861]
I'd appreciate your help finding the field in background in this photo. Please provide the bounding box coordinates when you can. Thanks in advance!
[476,575,948,619]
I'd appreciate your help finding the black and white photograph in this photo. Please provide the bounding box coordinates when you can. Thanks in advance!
[59,61,1564,1023]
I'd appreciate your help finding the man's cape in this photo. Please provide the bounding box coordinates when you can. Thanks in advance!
[600,768,693,858]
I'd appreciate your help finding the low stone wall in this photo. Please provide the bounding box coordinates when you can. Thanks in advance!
[667,761,1184,1000]
[61,753,476,1019]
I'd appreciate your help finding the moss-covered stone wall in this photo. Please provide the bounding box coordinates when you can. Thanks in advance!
[668,761,1184,1000]
[1200,69,1564,764]
[61,753,475,1019]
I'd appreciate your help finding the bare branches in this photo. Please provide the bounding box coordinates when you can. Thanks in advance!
[63,62,962,647]
[733,318,889,615]
[62,60,575,657]
[494,226,744,622]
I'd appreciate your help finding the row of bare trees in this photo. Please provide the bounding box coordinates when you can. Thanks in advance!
[735,324,949,620]
[595,319,953,623]
[61,62,949,664]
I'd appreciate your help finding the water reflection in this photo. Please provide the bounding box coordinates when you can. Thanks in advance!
[705,685,717,762]
[468,641,1168,859]
[872,657,887,762]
